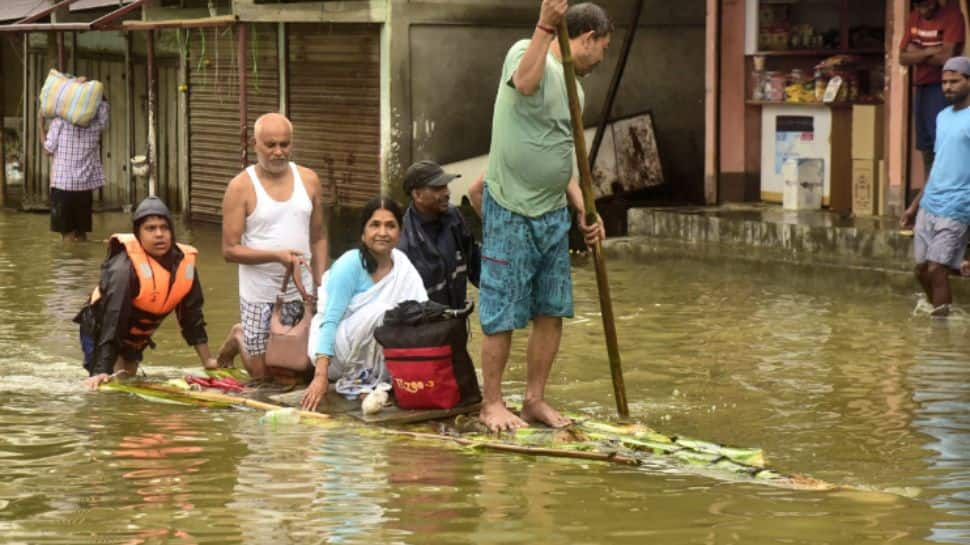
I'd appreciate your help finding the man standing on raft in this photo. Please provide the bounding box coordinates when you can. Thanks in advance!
[477,0,609,431]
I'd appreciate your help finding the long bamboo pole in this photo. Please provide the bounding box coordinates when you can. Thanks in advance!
[556,17,629,419]
[129,383,332,422]
[395,431,642,466]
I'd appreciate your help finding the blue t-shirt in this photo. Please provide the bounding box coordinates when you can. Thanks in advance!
[313,249,374,357]
[922,106,970,224]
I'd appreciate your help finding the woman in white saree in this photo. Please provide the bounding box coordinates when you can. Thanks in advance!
[301,197,427,411]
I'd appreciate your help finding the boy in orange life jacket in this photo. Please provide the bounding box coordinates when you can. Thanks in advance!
[75,196,218,389]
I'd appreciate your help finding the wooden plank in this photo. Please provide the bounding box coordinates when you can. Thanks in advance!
[16,0,81,24]
[0,23,91,32]
[234,0,386,23]
[121,15,237,30]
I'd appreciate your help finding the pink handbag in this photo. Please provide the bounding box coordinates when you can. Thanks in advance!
[265,261,316,372]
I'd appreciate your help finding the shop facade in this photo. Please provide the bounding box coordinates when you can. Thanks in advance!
[2,1,709,226]
[705,0,970,217]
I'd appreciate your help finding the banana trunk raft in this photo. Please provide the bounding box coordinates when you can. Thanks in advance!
[100,371,835,492]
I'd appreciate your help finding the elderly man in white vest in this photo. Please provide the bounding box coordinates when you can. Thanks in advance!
[217,113,329,381]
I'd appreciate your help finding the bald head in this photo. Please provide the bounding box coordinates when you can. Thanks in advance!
[253,113,293,175]
[253,112,293,141]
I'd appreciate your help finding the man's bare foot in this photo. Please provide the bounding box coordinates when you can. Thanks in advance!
[480,401,527,432]
[521,399,572,429]
[217,324,244,367]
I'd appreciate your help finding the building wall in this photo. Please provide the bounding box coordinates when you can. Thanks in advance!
[397,0,707,204]
[12,28,182,210]
[2,38,21,117]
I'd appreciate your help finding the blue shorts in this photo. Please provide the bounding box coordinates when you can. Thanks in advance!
[914,84,948,152]
[479,187,573,335]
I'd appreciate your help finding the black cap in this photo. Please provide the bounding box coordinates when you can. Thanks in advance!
[403,160,461,194]
[132,196,173,230]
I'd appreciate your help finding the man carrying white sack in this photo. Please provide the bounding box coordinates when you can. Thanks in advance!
[39,76,109,243]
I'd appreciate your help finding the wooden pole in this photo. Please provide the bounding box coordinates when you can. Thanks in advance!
[56,32,65,71]
[704,0,719,205]
[177,30,190,216]
[70,32,76,74]
[238,23,248,169]
[146,29,158,198]
[556,19,629,419]
[589,0,643,170]
[124,31,134,207]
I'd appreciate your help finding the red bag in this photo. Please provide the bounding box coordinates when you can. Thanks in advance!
[384,345,460,410]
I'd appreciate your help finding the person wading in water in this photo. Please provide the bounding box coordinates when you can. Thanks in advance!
[76,196,218,389]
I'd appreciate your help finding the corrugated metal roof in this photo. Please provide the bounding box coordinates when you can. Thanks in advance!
[0,0,50,22]
[0,0,135,22]
[70,0,133,12]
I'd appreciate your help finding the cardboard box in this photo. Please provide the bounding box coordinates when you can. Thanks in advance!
[852,105,884,160]
[782,158,824,210]
[852,159,879,216]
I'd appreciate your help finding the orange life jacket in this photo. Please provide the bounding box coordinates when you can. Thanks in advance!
[91,234,198,351]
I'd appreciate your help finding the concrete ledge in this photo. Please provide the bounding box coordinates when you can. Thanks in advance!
[624,205,914,272]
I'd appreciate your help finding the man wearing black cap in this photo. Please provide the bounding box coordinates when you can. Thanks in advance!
[75,196,218,389]
[899,0,966,177]
[900,56,970,316]
[397,160,480,309]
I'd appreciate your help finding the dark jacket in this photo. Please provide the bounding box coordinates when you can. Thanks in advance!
[398,204,481,309]
[74,244,208,376]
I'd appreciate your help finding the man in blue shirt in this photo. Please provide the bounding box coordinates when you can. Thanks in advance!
[900,56,970,316]
[397,160,481,310]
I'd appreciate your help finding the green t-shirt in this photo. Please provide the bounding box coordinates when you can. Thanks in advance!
[485,39,584,218]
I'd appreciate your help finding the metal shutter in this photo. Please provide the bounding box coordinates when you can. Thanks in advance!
[287,24,381,208]
[187,24,279,223]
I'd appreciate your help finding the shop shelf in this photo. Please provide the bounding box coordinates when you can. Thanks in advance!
[749,49,885,57]
[745,100,883,108]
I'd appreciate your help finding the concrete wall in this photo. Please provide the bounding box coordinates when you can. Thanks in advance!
[398,0,707,203]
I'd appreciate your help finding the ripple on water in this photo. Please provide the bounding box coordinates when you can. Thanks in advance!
[1,212,970,543]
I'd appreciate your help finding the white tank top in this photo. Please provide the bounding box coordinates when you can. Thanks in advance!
[239,162,314,303]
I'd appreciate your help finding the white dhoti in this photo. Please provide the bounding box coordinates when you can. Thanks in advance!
[308,249,427,396]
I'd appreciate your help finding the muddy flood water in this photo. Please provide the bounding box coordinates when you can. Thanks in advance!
[1,209,969,544]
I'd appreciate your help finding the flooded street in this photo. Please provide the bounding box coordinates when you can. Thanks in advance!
[1,209,969,544]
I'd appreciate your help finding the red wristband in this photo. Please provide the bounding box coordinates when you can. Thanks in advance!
[536,23,556,35]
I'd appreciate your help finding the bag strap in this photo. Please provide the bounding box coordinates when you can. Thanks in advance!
[279,260,314,302]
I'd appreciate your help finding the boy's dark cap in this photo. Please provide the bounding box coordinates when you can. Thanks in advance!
[132,196,172,228]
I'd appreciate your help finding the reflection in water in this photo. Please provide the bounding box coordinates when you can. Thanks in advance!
[1,210,970,544]
[909,337,970,544]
